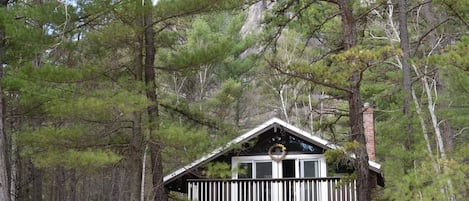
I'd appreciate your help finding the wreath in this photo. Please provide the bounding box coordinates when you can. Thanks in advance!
[268,144,287,161]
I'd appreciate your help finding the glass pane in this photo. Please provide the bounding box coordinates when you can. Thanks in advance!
[238,163,252,178]
[303,161,318,178]
[282,159,296,178]
[255,162,272,178]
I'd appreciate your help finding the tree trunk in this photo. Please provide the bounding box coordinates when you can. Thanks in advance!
[398,0,412,114]
[31,163,42,201]
[128,1,146,200]
[142,1,167,200]
[337,0,370,200]
[0,1,11,201]
[421,66,454,200]
[55,167,65,201]
[0,66,11,201]
[69,169,76,201]
[349,80,370,201]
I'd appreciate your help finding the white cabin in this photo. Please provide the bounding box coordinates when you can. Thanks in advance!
[164,118,384,201]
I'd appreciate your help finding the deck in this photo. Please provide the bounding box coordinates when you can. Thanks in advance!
[187,177,356,201]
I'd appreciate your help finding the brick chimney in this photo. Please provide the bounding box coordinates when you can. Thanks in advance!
[363,103,375,161]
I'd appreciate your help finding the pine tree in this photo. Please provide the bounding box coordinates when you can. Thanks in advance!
[259,1,398,200]
[0,1,11,200]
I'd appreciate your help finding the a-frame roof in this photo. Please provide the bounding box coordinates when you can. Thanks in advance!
[164,117,382,185]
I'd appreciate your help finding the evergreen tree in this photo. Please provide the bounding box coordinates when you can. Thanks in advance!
[259,1,397,199]
[0,1,11,201]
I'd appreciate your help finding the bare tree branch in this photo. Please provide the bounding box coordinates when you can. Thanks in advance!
[412,18,454,57]
[266,58,352,93]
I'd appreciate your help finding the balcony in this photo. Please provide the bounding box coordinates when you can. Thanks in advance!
[187,177,356,201]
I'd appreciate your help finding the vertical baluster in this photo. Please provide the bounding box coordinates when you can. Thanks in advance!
[341,180,344,201]
[238,181,241,201]
[218,181,221,201]
[309,179,312,201]
[284,180,287,201]
[192,181,195,201]
[294,179,298,201]
[236,180,239,201]
[330,179,333,201]
[349,180,353,201]
[277,181,288,201]
[337,180,343,201]
[333,179,337,201]
[318,179,322,201]
[263,181,266,201]
[246,180,250,201]
[196,181,199,201]
[303,179,307,201]
[318,179,321,201]
[334,180,339,201]
[248,180,251,201]
[353,180,355,201]
[222,181,225,201]
[193,181,197,201]
[344,180,348,201]
[255,181,259,201]
[194,181,197,201]
[302,179,306,201]
[218,181,222,201]
[337,179,340,201]
[188,182,192,201]
[261,181,265,201]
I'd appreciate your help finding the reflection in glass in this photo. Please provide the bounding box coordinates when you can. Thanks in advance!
[238,163,252,178]
[255,162,272,178]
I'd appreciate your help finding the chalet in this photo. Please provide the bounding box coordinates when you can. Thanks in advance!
[164,108,383,201]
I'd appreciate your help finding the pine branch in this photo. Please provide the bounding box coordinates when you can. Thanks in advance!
[158,102,221,130]
[266,58,352,93]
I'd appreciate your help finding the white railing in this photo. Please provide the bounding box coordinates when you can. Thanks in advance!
[187,177,356,201]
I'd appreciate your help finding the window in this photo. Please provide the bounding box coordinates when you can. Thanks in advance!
[237,161,272,179]
[301,160,319,178]
[238,163,252,178]
[232,155,325,179]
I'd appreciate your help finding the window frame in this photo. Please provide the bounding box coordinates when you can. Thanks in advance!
[232,154,326,179]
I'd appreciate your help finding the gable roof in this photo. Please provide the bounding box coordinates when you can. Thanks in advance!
[164,117,382,185]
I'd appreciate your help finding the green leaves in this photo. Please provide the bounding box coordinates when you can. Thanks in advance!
[205,162,232,179]
[432,35,469,73]
[17,125,122,169]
